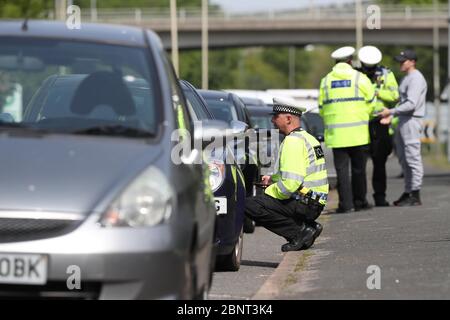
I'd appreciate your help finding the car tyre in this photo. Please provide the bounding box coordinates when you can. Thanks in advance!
[216,227,243,271]
[243,216,255,234]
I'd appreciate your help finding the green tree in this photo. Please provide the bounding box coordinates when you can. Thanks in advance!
[230,48,286,90]
[0,0,52,18]
[179,48,241,89]
[74,0,219,10]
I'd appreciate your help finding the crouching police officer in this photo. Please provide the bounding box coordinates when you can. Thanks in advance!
[245,98,329,252]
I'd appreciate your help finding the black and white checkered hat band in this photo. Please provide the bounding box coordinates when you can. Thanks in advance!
[273,104,303,116]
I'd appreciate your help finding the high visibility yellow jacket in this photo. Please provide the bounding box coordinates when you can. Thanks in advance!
[319,63,375,148]
[265,128,329,204]
[371,66,399,114]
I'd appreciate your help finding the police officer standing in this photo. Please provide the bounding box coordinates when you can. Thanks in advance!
[379,49,427,206]
[358,46,399,206]
[245,98,329,252]
[318,46,375,213]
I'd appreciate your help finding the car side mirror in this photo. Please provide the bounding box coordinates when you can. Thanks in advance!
[194,119,229,148]
[230,120,248,135]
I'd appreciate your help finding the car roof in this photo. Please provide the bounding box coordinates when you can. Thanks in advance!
[239,96,265,106]
[197,89,232,101]
[179,79,192,90]
[0,20,150,47]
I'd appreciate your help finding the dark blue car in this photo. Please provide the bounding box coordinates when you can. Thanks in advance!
[180,80,246,272]
[198,90,262,233]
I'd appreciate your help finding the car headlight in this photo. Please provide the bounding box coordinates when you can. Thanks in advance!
[208,162,225,192]
[99,167,175,228]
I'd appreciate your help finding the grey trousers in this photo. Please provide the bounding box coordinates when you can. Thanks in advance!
[395,118,423,192]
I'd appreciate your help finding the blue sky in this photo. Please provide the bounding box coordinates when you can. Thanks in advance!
[210,0,350,13]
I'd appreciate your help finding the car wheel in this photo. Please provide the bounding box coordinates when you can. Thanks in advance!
[243,216,255,234]
[217,227,243,271]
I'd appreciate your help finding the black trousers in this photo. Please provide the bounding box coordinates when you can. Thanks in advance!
[332,144,369,210]
[369,121,393,201]
[245,194,323,242]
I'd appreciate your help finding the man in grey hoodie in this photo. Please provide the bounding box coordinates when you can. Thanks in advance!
[379,49,427,206]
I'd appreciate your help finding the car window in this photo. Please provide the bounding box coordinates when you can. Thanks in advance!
[0,37,158,135]
[203,98,238,123]
[232,95,247,122]
[250,115,274,129]
[303,113,324,136]
[162,55,192,134]
[182,86,211,121]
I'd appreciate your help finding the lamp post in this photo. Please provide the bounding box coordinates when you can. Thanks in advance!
[90,0,97,22]
[433,0,441,157]
[170,0,179,76]
[289,47,296,89]
[447,1,450,162]
[355,0,363,50]
[202,0,209,90]
[55,0,67,20]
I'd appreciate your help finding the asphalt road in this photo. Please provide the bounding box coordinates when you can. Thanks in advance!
[209,155,450,300]
[277,157,450,300]
[208,226,285,300]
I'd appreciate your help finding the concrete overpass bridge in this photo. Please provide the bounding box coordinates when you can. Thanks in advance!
[80,4,450,49]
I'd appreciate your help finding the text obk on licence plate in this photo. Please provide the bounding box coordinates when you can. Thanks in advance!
[0,253,48,285]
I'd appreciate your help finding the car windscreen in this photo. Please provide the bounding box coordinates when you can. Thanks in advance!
[203,99,238,123]
[0,37,158,137]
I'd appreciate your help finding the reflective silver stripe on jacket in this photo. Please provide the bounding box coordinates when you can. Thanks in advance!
[306,163,327,175]
[323,75,329,101]
[281,171,305,182]
[325,121,368,130]
[289,132,327,182]
[303,178,329,188]
[290,132,316,164]
[322,97,365,105]
[354,71,360,98]
[277,131,328,194]
[277,180,292,197]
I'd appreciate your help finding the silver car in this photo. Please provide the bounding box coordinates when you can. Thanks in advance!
[0,21,218,299]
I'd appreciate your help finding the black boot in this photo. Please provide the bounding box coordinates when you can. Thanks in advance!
[393,192,410,206]
[395,191,422,206]
[374,195,389,207]
[281,226,315,252]
[355,201,373,211]
[302,222,323,250]
[409,190,422,206]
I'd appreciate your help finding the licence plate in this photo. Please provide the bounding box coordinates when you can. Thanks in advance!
[0,253,48,285]
[214,197,227,215]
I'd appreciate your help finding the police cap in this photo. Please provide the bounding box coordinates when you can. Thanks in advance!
[331,46,355,61]
[358,45,382,66]
[271,97,306,117]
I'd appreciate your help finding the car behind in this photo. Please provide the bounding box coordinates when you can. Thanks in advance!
[180,80,246,271]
